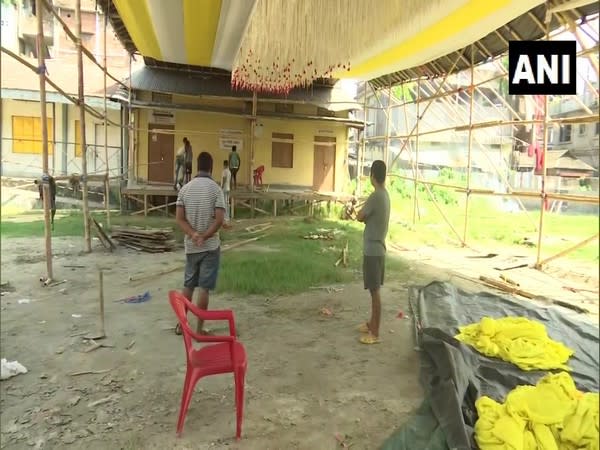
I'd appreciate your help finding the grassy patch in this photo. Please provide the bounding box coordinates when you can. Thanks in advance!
[218,219,407,295]
[0,211,408,295]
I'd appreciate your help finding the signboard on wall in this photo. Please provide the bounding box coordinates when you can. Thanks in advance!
[152,110,175,125]
[219,129,244,151]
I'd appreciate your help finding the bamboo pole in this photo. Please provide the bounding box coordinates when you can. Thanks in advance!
[413,79,420,224]
[535,11,551,270]
[463,46,475,246]
[103,8,110,227]
[250,91,257,191]
[402,84,420,220]
[358,81,368,195]
[536,234,599,268]
[76,0,91,252]
[36,0,53,281]
[384,81,391,167]
[127,54,134,187]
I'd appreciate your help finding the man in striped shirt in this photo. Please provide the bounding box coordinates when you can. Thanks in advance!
[175,152,226,334]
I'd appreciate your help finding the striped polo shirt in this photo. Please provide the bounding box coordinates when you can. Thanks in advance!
[176,173,226,254]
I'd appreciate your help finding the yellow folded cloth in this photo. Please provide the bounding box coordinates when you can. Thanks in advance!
[475,372,599,450]
[455,317,573,371]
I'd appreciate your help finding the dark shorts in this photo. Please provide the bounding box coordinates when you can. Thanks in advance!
[230,168,239,179]
[184,249,220,290]
[363,255,385,291]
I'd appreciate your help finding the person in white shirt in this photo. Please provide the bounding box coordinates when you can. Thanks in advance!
[174,138,187,190]
[221,160,232,220]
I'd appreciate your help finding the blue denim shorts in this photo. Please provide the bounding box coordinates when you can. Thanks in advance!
[184,249,220,290]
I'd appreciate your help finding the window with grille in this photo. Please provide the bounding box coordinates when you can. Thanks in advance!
[271,133,294,168]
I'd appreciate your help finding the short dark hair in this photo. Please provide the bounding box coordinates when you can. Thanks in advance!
[223,160,228,167]
[231,145,237,152]
[197,152,213,173]
[370,160,387,184]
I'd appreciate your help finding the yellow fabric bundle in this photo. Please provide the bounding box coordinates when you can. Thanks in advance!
[455,317,574,371]
[475,372,599,450]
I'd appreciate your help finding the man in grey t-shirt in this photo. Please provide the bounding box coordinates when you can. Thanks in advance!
[356,160,391,344]
[175,152,226,335]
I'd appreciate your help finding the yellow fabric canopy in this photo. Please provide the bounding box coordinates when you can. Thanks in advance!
[455,316,573,371]
[475,372,599,450]
[111,0,545,93]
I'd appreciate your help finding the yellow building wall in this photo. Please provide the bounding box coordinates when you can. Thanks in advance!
[253,118,348,191]
[135,96,349,192]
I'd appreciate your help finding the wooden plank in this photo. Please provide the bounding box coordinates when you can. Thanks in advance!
[90,216,115,250]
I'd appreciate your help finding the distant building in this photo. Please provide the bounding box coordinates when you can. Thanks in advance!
[1,0,136,178]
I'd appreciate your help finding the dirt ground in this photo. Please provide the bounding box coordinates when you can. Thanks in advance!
[1,227,598,450]
[0,236,425,450]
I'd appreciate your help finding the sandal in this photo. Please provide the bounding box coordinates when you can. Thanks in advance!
[358,322,370,334]
[360,333,381,345]
[175,323,182,335]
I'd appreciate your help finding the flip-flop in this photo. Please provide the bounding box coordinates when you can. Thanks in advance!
[358,323,370,333]
[174,323,182,335]
[360,334,381,345]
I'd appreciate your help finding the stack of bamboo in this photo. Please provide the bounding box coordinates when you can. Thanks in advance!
[111,227,175,253]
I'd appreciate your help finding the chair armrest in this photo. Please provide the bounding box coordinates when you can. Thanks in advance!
[188,331,235,343]
[186,304,237,337]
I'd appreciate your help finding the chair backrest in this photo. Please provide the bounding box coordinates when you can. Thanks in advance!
[169,291,195,359]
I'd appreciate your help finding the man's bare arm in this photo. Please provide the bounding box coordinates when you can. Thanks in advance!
[356,208,366,222]
[201,208,225,240]
[176,206,197,238]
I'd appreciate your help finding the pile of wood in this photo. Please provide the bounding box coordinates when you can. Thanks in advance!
[111,227,175,253]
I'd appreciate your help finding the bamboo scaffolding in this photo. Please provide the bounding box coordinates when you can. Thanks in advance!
[384,81,391,166]
[0,47,120,127]
[358,82,368,195]
[463,46,475,246]
[103,7,110,227]
[250,91,257,191]
[413,79,420,224]
[36,0,53,281]
[362,9,597,267]
[535,10,552,269]
[536,234,599,268]
[40,0,128,90]
[401,84,421,220]
[76,0,91,252]
[127,54,134,187]
[377,115,599,140]
[415,76,538,228]
[377,73,506,110]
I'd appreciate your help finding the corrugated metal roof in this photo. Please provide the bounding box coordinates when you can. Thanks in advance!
[127,66,361,111]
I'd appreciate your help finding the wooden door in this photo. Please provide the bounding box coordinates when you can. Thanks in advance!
[313,136,336,192]
[148,124,174,184]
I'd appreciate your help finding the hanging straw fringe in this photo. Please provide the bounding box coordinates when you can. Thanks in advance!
[231,0,467,94]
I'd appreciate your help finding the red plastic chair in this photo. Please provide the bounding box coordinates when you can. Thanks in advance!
[169,291,247,440]
[253,165,265,186]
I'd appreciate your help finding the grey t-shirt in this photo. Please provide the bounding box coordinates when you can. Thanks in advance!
[176,174,226,254]
[362,188,391,256]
